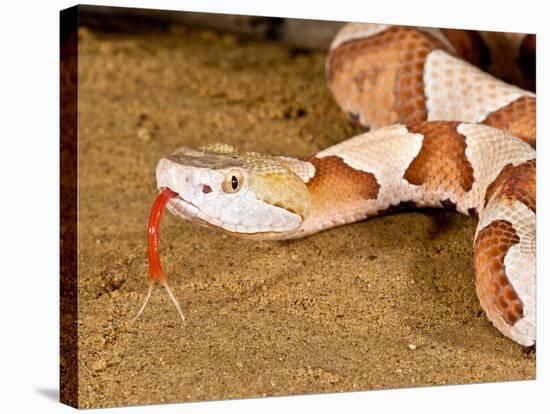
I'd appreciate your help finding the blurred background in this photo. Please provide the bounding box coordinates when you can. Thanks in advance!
[79,5,345,50]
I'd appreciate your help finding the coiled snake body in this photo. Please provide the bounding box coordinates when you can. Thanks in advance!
[148,24,536,347]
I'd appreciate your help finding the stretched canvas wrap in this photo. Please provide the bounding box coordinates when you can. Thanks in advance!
[60,4,536,409]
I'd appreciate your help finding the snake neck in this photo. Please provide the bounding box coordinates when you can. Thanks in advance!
[296,154,381,238]
[277,151,383,239]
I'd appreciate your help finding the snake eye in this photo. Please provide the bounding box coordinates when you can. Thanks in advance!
[222,170,244,193]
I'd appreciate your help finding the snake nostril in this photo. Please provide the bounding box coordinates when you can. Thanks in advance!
[202,184,212,194]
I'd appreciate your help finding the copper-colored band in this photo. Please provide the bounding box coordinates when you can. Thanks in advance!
[484,159,536,213]
[482,96,536,147]
[306,155,380,212]
[404,122,474,192]
[474,220,524,326]
[328,26,450,128]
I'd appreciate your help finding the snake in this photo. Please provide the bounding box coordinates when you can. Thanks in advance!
[135,23,536,348]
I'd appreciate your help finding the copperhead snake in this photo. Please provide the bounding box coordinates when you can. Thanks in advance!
[136,23,536,348]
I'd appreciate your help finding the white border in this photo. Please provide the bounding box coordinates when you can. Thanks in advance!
[0,0,547,412]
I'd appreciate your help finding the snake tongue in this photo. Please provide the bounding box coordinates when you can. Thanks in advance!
[133,187,186,327]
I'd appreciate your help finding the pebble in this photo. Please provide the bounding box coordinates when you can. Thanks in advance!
[137,127,152,142]
[92,359,107,372]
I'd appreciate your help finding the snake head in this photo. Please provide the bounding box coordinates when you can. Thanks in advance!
[155,143,311,239]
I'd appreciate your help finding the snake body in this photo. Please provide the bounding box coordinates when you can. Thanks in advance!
[155,24,536,347]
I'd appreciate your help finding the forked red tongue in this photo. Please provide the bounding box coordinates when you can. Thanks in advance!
[133,187,186,326]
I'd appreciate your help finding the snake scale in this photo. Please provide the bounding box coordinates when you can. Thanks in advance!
[138,23,537,348]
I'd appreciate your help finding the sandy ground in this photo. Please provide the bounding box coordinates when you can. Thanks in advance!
[75,25,535,408]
